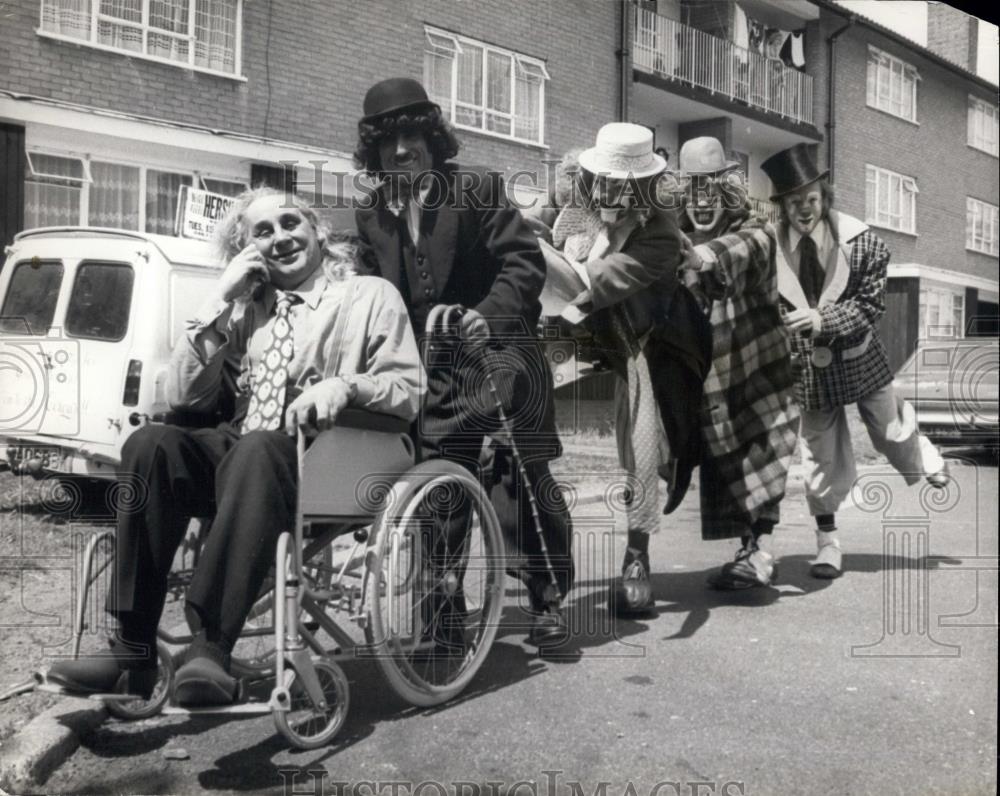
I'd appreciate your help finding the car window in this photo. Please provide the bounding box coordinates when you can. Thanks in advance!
[65,262,135,342]
[0,260,64,335]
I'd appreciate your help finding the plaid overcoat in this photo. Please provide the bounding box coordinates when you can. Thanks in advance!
[704,211,894,413]
[692,222,800,539]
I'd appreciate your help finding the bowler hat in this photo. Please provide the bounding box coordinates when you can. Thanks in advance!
[361,77,439,123]
[678,137,739,175]
[578,123,667,181]
[760,143,829,200]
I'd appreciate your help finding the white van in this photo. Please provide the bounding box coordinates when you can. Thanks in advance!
[0,227,222,483]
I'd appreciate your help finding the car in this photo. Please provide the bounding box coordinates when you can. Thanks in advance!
[892,338,999,449]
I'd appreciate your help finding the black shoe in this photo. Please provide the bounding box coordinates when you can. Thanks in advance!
[527,606,569,648]
[173,643,238,707]
[47,641,157,699]
[708,545,777,590]
[609,548,654,616]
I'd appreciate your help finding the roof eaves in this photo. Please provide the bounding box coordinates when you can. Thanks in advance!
[811,0,998,92]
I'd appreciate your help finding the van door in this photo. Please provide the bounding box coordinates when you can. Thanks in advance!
[62,259,138,448]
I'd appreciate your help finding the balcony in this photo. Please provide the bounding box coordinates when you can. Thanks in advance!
[749,196,780,224]
[633,8,814,127]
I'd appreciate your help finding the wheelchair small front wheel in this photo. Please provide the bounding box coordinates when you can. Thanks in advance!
[273,660,350,750]
[363,459,505,707]
[105,641,174,721]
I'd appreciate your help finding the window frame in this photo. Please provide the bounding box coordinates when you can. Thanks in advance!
[966,196,1000,257]
[36,0,246,81]
[423,25,549,147]
[918,284,965,340]
[866,45,919,124]
[24,149,248,234]
[967,96,1000,157]
[865,163,919,235]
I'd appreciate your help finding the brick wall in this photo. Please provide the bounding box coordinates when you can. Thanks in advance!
[808,10,999,283]
[2,0,620,191]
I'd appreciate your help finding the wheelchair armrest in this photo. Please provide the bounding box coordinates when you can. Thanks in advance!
[334,408,411,435]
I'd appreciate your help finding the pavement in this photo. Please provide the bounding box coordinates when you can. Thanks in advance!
[2,450,996,795]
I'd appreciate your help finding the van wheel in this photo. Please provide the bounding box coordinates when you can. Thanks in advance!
[53,477,114,520]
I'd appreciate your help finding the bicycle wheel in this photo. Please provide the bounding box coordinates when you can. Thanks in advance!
[273,660,350,749]
[105,641,174,720]
[363,459,504,706]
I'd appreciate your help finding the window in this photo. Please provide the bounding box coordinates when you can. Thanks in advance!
[966,197,999,257]
[866,46,918,123]
[65,262,135,341]
[423,26,549,145]
[918,286,964,339]
[23,151,247,235]
[0,261,65,335]
[24,153,89,229]
[865,164,918,234]
[968,96,999,157]
[38,0,242,77]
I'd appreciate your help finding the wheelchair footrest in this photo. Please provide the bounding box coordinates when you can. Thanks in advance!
[160,701,273,715]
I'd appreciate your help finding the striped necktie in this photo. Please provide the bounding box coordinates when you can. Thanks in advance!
[242,290,296,434]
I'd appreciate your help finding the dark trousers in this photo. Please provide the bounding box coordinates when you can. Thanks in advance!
[418,339,574,608]
[107,423,297,650]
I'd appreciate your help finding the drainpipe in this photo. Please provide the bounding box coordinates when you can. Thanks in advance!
[826,13,855,181]
[618,0,630,121]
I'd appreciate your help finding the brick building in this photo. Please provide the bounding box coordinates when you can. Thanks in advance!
[2,0,996,373]
[0,0,620,246]
[623,0,998,372]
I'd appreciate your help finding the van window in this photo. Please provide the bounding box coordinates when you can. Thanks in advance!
[0,260,64,335]
[65,262,135,342]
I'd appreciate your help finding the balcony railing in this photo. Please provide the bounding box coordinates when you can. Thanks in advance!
[633,7,814,126]
[749,196,780,224]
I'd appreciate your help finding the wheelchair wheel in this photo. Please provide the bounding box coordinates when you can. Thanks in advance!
[363,459,504,707]
[273,660,350,750]
[105,641,174,720]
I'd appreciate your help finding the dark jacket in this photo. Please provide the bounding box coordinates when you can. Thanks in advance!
[355,162,545,337]
[557,207,712,514]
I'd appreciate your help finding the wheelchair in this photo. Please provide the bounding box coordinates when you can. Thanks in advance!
[41,408,506,749]
[27,305,514,749]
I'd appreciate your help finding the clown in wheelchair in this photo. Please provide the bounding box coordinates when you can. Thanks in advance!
[32,187,509,748]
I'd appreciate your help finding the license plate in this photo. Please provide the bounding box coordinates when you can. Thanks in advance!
[5,445,68,471]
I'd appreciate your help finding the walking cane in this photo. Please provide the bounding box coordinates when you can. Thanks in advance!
[425,304,564,606]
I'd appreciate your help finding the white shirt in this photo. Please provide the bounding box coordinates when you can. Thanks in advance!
[385,178,433,246]
[787,218,834,278]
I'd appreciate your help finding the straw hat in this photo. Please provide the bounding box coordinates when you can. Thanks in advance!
[578,123,667,180]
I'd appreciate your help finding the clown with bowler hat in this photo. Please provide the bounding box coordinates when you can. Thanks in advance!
[353,77,575,647]
[684,143,949,580]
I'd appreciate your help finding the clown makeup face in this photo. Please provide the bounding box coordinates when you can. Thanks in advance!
[781,181,824,236]
[244,194,324,290]
[684,174,726,232]
[592,176,636,226]
[378,127,433,194]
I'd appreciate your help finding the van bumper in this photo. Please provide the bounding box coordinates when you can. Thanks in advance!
[0,436,120,479]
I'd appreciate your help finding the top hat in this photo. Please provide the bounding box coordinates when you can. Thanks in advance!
[361,77,439,123]
[760,143,829,200]
[678,137,739,175]
[578,123,667,181]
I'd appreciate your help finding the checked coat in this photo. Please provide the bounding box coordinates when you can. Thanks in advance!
[701,211,894,412]
[691,221,800,539]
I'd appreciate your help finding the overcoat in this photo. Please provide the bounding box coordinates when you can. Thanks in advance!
[699,211,894,413]
[691,222,800,538]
